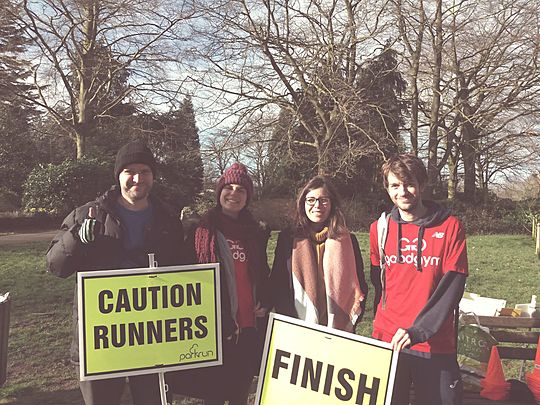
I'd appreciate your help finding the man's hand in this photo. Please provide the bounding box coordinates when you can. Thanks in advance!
[78,207,100,244]
[391,328,411,351]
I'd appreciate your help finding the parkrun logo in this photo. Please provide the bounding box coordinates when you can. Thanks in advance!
[178,343,214,362]
[384,238,441,268]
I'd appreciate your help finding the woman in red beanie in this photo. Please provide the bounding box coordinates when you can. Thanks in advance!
[270,175,368,332]
[168,163,271,405]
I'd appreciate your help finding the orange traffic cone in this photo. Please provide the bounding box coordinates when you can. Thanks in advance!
[525,336,540,403]
[480,346,510,401]
[532,335,540,377]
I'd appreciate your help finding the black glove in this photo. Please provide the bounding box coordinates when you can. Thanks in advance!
[78,206,100,244]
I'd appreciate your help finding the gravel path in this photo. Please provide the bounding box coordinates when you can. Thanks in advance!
[0,230,57,246]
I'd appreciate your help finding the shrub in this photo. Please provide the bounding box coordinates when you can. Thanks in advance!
[190,189,218,216]
[253,194,539,234]
[184,194,296,231]
[22,159,113,216]
[343,197,392,231]
[250,198,295,231]
[0,187,21,212]
[445,196,539,234]
[247,197,389,232]
[0,213,61,232]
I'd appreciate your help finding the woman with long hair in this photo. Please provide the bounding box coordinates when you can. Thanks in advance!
[270,175,368,332]
[168,163,270,405]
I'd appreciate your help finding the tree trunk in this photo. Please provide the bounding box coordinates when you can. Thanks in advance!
[426,0,443,198]
[447,153,457,200]
[410,81,419,155]
[461,122,476,200]
[76,131,86,160]
[395,0,425,157]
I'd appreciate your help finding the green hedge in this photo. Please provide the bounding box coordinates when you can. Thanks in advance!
[17,162,540,235]
[447,197,540,235]
[247,196,539,235]
[22,159,113,216]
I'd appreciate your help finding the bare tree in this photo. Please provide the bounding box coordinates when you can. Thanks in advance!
[393,0,425,155]
[445,0,540,198]
[200,117,273,193]
[395,0,540,199]
[201,129,238,179]
[12,0,198,158]
[184,0,400,177]
[495,169,540,200]
[475,127,540,191]
[234,116,275,195]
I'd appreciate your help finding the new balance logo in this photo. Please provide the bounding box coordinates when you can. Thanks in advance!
[433,232,445,239]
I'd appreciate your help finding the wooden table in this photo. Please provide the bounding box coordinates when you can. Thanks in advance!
[460,315,540,360]
[459,315,540,404]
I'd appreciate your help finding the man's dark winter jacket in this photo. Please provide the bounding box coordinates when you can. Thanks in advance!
[46,186,185,361]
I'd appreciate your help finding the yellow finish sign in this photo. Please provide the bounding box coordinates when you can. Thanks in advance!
[255,314,397,405]
[77,264,221,380]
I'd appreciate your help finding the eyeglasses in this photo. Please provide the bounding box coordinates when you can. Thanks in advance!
[305,197,331,206]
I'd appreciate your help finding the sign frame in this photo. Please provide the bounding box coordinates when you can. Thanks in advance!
[255,313,398,405]
[77,263,221,381]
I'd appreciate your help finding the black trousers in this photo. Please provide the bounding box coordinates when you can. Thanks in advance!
[79,372,167,405]
[391,352,463,405]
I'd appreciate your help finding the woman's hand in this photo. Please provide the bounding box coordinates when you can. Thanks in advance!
[254,302,268,318]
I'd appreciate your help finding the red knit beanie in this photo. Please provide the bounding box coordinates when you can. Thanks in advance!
[216,163,254,203]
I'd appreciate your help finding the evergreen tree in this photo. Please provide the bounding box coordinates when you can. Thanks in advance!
[263,108,318,197]
[147,98,204,210]
[0,0,31,100]
[0,103,37,197]
[0,0,38,199]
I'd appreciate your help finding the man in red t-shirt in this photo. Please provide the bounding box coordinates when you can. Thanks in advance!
[370,154,468,405]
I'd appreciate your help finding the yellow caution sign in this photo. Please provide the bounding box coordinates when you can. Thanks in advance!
[77,264,221,380]
[255,314,397,405]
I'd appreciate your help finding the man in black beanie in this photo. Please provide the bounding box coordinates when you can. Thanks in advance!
[46,140,186,405]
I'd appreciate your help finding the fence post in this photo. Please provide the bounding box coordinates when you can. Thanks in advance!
[0,293,11,387]
[537,223,540,259]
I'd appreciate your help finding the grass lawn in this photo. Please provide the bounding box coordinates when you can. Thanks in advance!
[0,233,538,404]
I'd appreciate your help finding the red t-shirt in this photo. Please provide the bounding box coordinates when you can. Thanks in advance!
[227,238,255,328]
[369,215,468,354]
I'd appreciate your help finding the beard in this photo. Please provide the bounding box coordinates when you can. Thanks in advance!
[122,183,152,201]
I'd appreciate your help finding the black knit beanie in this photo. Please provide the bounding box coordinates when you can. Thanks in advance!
[114,141,156,180]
